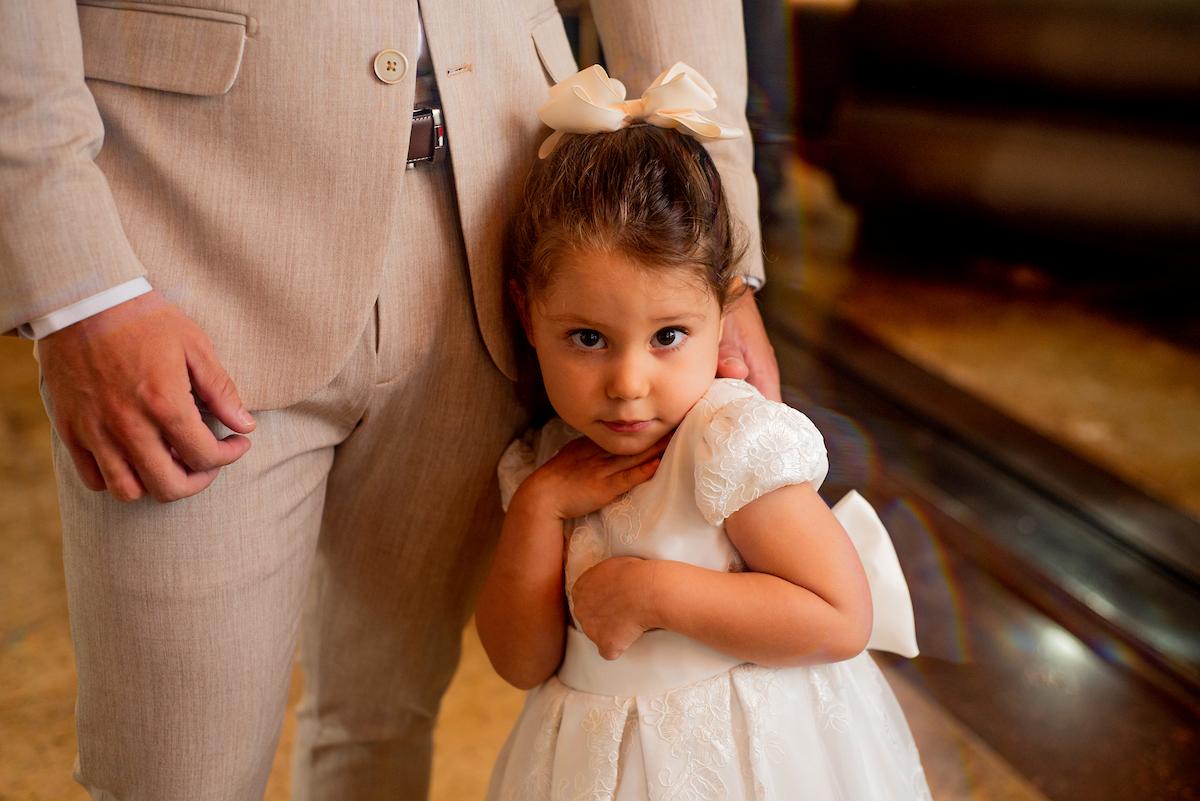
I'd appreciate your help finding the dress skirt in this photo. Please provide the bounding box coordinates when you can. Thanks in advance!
[486,651,931,801]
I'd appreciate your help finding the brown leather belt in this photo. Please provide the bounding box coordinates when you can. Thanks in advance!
[406,107,447,168]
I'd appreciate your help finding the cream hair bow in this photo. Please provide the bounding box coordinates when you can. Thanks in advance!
[537,61,744,159]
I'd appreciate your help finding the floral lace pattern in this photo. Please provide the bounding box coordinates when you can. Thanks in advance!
[729,667,787,801]
[565,517,609,624]
[809,665,852,733]
[561,697,634,801]
[694,393,827,526]
[497,682,568,801]
[643,675,736,800]
[497,437,537,512]
[600,491,642,546]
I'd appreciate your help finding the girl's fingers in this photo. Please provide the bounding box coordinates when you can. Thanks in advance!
[606,435,671,469]
[612,457,661,492]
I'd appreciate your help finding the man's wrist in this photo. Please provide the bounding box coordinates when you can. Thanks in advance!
[19,277,153,340]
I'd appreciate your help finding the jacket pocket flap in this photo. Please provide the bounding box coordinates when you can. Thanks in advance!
[530,10,578,84]
[78,2,248,96]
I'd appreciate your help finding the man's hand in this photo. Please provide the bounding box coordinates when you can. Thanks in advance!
[717,285,781,401]
[571,556,656,660]
[38,291,255,503]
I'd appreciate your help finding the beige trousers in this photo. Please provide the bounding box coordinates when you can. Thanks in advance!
[43,153,526,800]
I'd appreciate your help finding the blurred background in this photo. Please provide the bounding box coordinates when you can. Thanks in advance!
[2,1,1198,798]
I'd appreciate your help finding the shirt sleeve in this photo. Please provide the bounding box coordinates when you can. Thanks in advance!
[17,277,153,339]
[693,392,828,526]
[1,2,149,334]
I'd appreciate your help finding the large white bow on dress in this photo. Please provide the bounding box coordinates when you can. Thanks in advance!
[832,491,920,659]
[537,61,744,159]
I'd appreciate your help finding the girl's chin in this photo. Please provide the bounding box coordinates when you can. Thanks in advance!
[588,428,656,456]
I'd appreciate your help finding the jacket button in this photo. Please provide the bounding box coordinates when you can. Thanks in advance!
[373,49,409,84]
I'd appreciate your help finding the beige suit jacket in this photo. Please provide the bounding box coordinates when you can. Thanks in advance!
[0,0,763,410]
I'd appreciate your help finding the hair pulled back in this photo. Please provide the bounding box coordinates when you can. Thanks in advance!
[509,124,746,309]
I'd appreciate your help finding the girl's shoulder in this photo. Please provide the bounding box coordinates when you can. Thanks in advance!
[497,418,582,511]
[688,379,829,526]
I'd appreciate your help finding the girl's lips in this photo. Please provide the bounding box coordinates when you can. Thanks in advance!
[601,419,651,433]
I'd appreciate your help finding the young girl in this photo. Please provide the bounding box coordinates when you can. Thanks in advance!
[477,63,931,801]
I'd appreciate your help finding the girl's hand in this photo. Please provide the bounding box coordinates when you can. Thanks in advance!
[572,556,656,660]
[519,435,669,521]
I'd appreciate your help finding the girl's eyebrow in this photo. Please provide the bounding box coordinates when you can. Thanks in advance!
[544,313,602,326]
[652,312,705,323]
[545,311,707,325]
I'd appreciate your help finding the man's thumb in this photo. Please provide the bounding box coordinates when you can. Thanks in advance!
[188,345,255,434]
[716,354,750,381]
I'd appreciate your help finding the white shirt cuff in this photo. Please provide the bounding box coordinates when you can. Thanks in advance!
[18,277,153,340]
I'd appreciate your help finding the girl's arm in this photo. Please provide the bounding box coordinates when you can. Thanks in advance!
[572,482,873,667]
[475,436,667,690]
[475,485,570,690]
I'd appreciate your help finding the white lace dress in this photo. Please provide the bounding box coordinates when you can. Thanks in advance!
[486,379,931,801]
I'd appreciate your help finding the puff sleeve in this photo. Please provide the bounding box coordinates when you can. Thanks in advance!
[694,393,829,526]
[497,436,537,512]
[496,419,582,512]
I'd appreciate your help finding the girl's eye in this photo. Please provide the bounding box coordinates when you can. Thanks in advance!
[653,327,688,349]
[569,329,606,350]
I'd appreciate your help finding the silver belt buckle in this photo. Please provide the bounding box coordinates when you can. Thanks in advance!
[406,106,446,169]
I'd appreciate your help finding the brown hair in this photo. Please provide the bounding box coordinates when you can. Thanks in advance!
[509,124,746,308]
[506,125,747,416]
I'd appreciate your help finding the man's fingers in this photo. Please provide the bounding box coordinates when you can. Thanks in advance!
[746,360,782,402]
[187,343,255,435]
[718,288,781,399]
[117,418,223,503]
[716,352,750,381]
[89,432,146,503]
[152,396,252,472]
[62,434,106,492]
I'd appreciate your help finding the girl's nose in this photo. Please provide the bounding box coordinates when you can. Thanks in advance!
[606,352,651,401]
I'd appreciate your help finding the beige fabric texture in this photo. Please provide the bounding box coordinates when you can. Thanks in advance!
[0,0,763,411]
[4,1,765,798]
[45,160,527,801]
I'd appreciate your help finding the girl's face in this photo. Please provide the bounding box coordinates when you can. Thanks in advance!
[526,249,724,455]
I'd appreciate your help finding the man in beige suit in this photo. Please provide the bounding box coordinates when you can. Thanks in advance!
[1,1,778,799]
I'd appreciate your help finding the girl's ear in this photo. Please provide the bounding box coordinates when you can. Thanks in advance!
[508,279,535,346]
